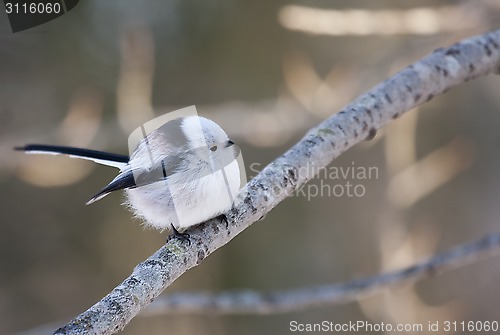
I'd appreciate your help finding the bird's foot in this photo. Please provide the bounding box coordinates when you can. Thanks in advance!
[167,224,191,245]
[216,214,228,229]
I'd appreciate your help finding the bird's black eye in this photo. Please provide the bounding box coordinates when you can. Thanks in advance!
[210,145,218,152]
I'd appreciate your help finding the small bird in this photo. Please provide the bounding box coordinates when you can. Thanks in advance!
[16,115,241,241]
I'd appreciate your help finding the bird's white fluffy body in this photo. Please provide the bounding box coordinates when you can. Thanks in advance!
[126,158,240,230]
[17,115,241,232]
[124,116,241,231]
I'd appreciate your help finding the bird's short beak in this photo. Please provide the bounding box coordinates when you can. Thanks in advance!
[225,140,235,148]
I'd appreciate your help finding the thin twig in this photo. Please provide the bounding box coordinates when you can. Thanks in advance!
[142,232,500,315]
[54,30,500,334]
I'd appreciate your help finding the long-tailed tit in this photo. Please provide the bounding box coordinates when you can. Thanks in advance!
[16,115,241,241]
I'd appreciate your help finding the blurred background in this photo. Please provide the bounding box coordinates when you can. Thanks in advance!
[1,0,500,334]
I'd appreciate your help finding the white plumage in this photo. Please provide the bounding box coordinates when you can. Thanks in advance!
[17,115,241,233]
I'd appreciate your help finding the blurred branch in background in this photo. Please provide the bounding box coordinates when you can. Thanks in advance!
[139,232,500,315]
[117,27,155,133]
[278,4,487,36]
[387,137,476,209]
[53,30,500,335]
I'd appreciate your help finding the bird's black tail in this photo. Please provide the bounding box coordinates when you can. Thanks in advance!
[15,144,129,170]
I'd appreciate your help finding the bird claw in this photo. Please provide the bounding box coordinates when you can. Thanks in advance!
[217,214,228,229]
[167,224,191,245]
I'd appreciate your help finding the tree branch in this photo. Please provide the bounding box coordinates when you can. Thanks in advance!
[54,30,500,334]
[141,232,500,315]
